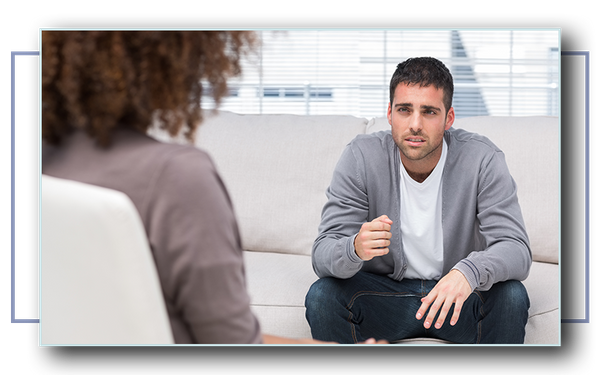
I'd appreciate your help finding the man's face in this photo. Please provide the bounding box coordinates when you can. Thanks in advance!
[387,83,454,172]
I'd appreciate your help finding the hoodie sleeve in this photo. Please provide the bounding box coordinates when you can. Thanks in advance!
[311,143,368,279]
[452,149,532,291]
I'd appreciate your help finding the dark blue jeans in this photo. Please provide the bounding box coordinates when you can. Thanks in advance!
[305,271,530,344]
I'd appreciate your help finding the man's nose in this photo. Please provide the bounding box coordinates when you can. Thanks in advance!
[409,113,423,133]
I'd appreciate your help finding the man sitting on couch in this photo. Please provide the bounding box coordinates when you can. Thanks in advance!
[305,57,532,344]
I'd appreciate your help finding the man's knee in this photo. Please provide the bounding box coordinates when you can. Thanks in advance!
[305,277,360,342]
[480,280,530,343]
[305,277,338,312]
[494,280,530,315]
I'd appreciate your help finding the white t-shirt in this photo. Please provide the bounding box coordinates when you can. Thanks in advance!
[399,139,447,280]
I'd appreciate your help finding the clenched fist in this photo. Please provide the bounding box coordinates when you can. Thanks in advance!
[354,215,393,261]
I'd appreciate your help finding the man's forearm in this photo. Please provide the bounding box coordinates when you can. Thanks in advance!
[312,233,363,279]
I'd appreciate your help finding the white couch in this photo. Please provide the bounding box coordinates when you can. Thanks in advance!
[184,110,560,345]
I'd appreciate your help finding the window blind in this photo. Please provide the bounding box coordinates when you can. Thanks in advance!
[208,29,559,119]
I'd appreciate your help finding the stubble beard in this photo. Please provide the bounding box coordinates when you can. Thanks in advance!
[394,129,444,164]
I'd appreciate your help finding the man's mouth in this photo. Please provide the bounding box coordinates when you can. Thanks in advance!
[406,138,425,145]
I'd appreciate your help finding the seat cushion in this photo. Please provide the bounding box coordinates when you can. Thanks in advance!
[521,261,559,344]
[244,249,558,344]
[243,251,317,339]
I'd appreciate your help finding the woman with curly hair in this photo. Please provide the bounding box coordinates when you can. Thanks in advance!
[42,30,331,344]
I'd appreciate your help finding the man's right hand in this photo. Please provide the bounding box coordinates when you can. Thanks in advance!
[354,215,393,261]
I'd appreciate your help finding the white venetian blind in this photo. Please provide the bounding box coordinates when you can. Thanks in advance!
[209,29,559,119]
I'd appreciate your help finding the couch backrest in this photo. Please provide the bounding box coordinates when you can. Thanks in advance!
[195,111,559,265]
[196,111,368,256]
[367,116,560,264]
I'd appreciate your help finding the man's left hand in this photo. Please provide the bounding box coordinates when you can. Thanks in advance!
[415,269,472,329]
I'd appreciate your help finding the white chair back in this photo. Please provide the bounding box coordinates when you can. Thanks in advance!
[40,175,174,345]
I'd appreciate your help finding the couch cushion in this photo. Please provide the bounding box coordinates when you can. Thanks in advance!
[196,111,368,256]
[243,249,558,343]
[367,116,559,264]
[243,251,318,307]
[243,251,317,338]
[522,261,559,323]
[520,260,560,345]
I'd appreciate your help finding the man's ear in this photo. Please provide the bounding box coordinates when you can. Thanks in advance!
[445,107,455,130]
[387,102,392,125]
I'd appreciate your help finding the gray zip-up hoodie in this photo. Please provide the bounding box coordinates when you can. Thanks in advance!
[312,127,531,291]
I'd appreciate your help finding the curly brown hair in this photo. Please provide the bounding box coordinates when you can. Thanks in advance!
[42,30,256,147]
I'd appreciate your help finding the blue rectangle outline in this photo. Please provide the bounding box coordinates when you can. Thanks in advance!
[560,51,590,324]
[11,50,40,323]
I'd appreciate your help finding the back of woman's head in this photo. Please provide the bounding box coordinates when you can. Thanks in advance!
[42,30,256,147]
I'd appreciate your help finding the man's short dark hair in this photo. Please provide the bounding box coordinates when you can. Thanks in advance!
[389,57,454,114]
